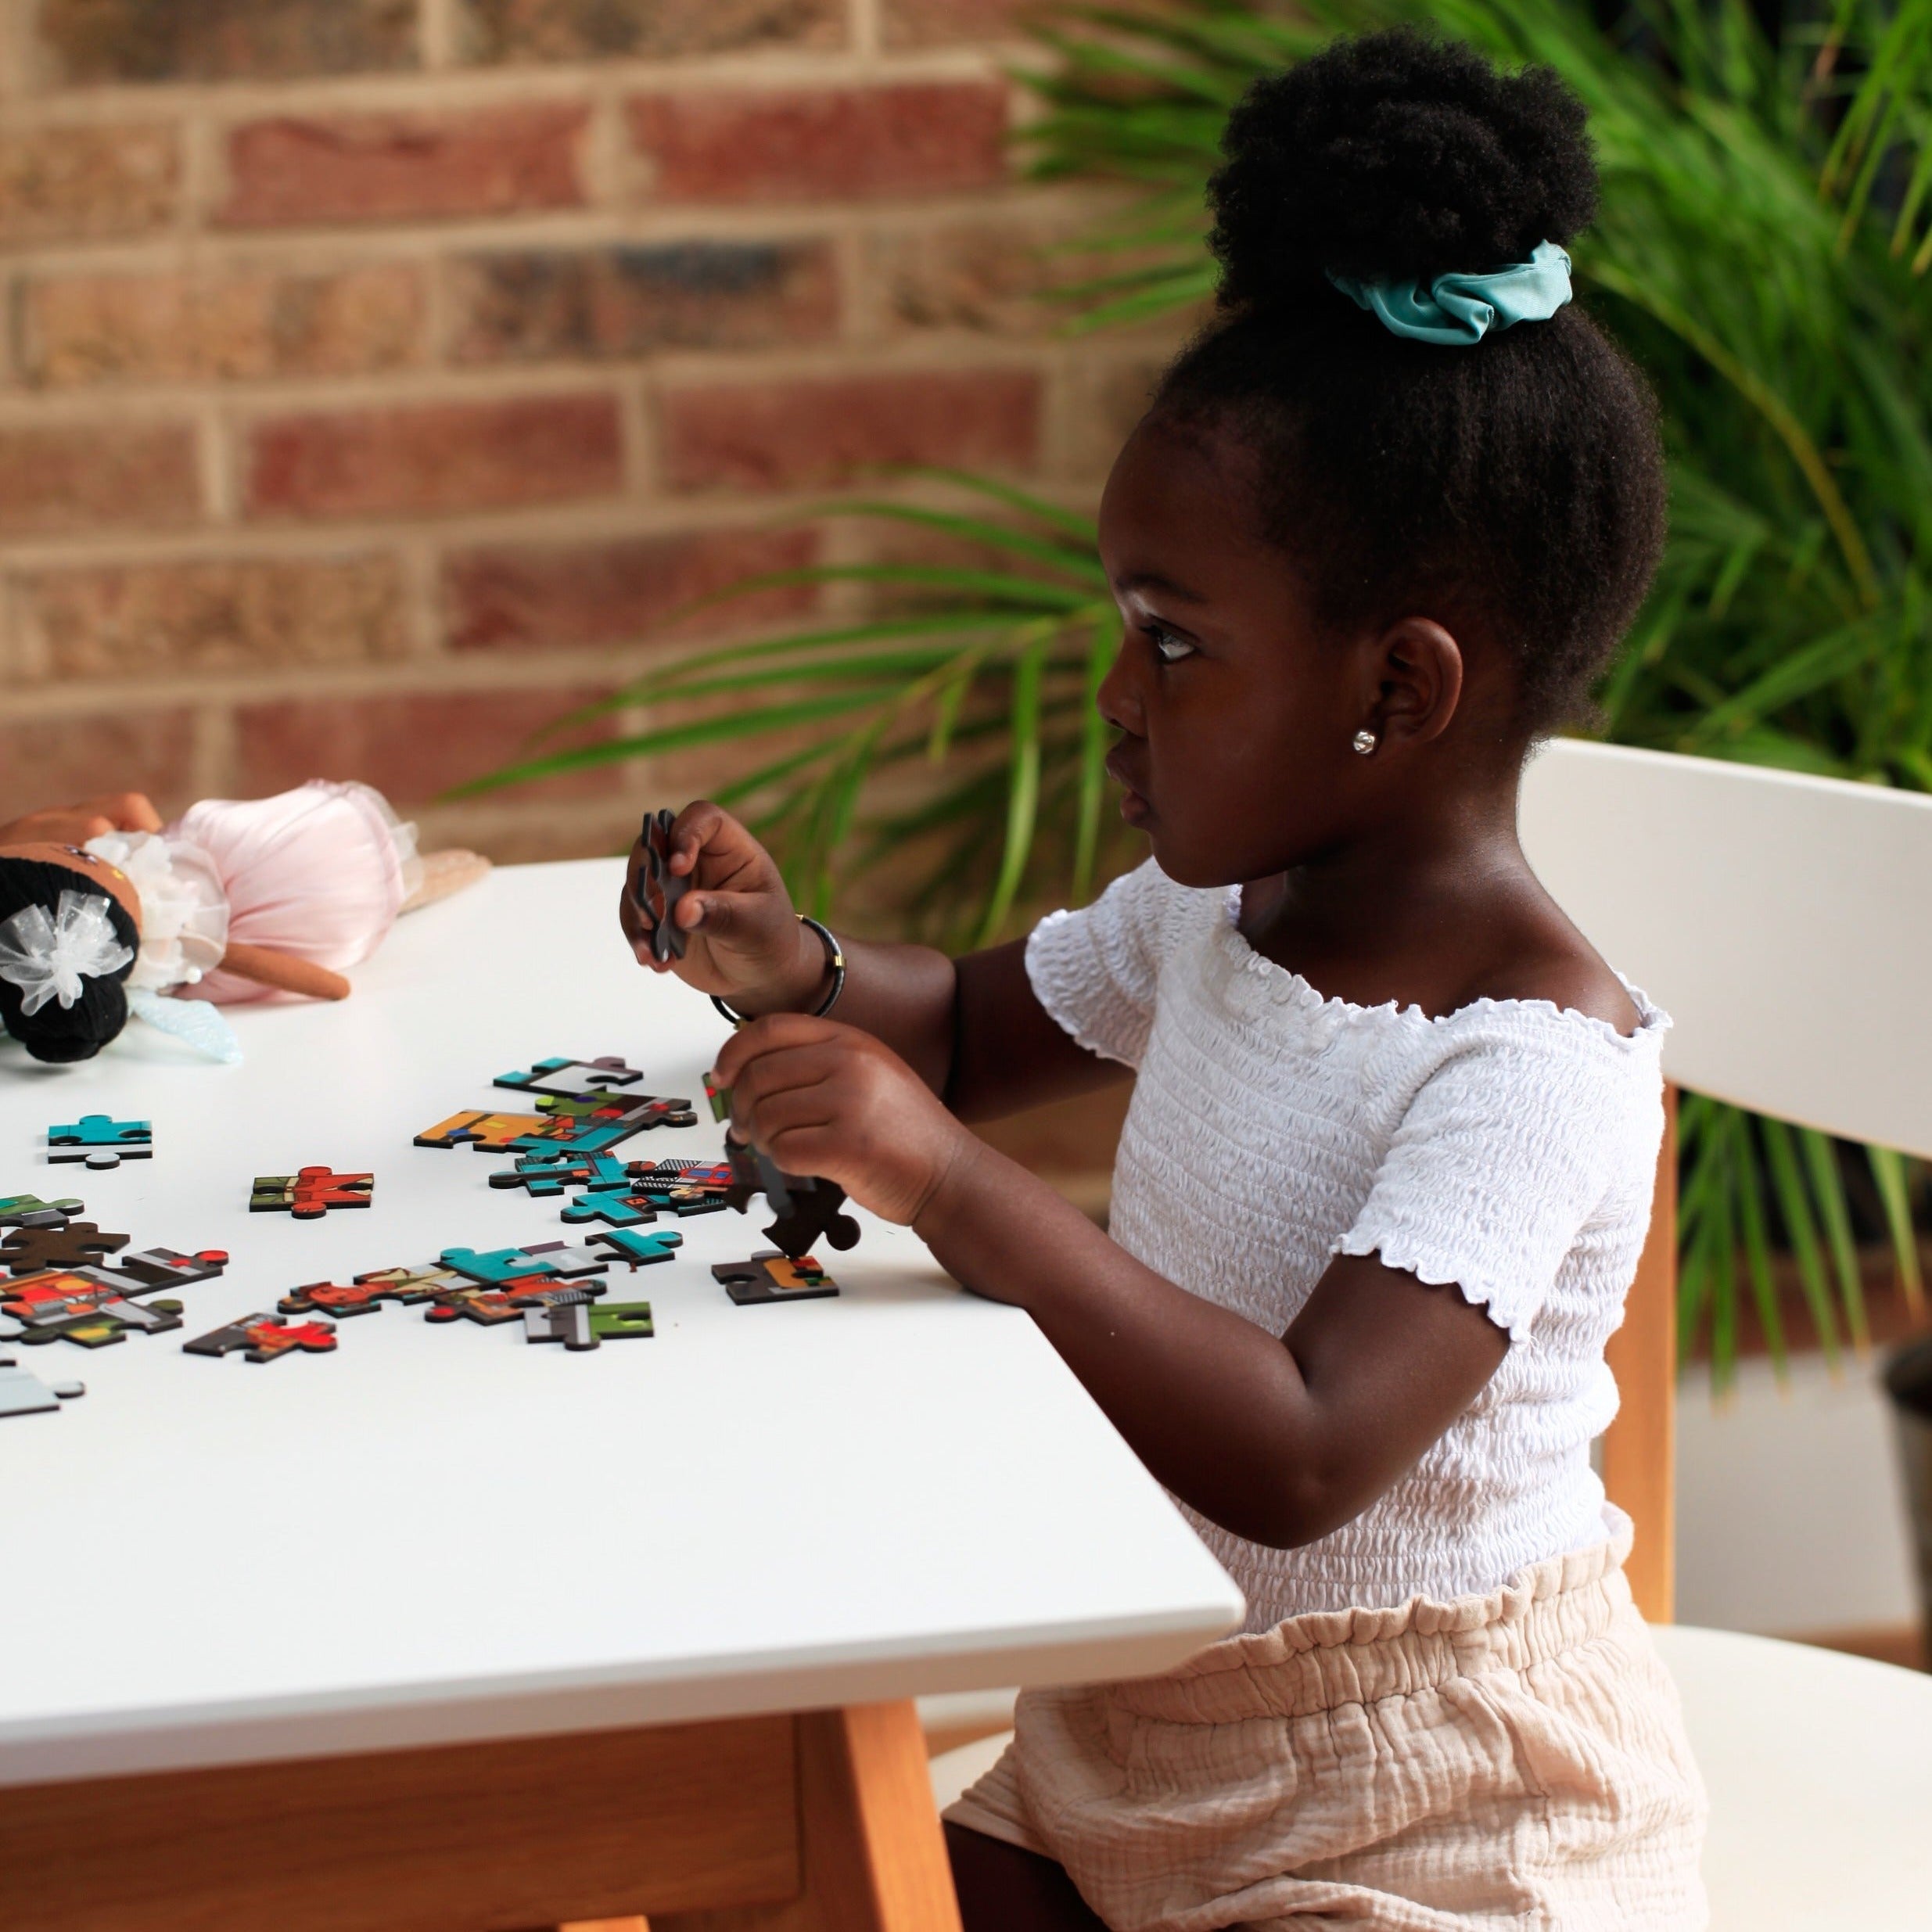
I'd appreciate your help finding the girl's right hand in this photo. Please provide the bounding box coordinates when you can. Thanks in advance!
[618,801,828,1014]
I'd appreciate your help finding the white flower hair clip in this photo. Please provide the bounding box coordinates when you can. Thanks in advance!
[0,890,135,1015]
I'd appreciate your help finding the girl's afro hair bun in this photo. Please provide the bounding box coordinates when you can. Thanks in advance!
[1209,28,1597,310]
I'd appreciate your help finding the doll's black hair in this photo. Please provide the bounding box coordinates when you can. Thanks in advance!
[0,857,138,1063]
[1148,28,1666,735]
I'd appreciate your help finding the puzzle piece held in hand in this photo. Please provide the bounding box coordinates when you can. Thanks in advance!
[183,1312,337,1363]
[0,1219,129,1277]
[588,1299,655,1342]
[0,1192,84,1229]
[47,1114,152,1169]
[713,1251,838,1306]
[718,1137,860,1262]
[251,1168,374,1218]
[0,1356,84,1417]
[494,1056,646,1104]
[590,1226,684,1270]
[638,808,689,963]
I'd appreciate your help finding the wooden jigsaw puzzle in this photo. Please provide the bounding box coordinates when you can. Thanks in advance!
[184,1313,338,1363]
[0,1218,129,1275]
[250,1168,375,1218]
[493,1057,645,1104]
[48,1114,153,1170]
[638,809,689,963]
[712,1251,839,1306]
[0,1270,185,1348]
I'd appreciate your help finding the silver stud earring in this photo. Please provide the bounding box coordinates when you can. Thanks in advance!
[1352,730,1377,755]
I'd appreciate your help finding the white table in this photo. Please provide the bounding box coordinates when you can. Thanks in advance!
[0,858,1241,1930]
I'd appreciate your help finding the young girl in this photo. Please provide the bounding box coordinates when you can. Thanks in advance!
[622,31,1705,1930]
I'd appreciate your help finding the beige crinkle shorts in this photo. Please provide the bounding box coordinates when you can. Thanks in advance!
[946,1528,1708,1930]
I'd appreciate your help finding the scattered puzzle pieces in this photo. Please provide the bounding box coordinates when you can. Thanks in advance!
[494,1056,645,1103]
[0,1219,129,1277]
[522,1293,600,1350]
[250,1168,374,1218]
[1,1270,185,1347]
[439,1243,552,1286]
[184,1313,337,1363]
[559,1185,659,1229]
[487,1150,626,1198]
[0,1191,84,1228]
[713,1251,839,1306]
[627,1158,734,1217]
[111,1247,229,1291]
[638,808,689,963]
[591,1226,684,1269]
[0,1356,84,1417]
[588,1300,655,1342]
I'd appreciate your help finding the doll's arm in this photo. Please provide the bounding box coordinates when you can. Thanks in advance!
[0,793,162,846]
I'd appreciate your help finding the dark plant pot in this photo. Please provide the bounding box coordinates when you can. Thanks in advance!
[1883,1335,1932,1670]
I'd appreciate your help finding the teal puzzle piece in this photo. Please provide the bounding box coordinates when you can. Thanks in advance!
[439,1244,551,1286]
[591,1226,684,1269]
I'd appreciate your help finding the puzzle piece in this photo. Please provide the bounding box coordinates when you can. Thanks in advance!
[0,1192,84,1228]
[719,1138,861,1260]
[251,1168,374,1218]
[522,1294,599,1350]
[110,1247,229,1292]
[590,1226,684,1270]
[348,1262,461,1302]
[183,1313,337,1362]
[278,1280,393,1319]
[439,1244,549,1286]
[2,1269,185,1347]
[0,1356,84,1417]
[502,1094,697,1158]
[414,1109,559,1152]
[626,1158,735,1217]
[518,1239,612,1277]
[494,1056,646,1104]
[588,1299,655,1341]
[638,807,689,963]
[47,1114,153,1169]
[558,1186,659,1229]
[0,1219,129,1277]
[713,1251,839,1306]
[426,1277,597,1328]
[487,1150,630,1198]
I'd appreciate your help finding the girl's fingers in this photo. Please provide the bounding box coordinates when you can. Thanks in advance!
[711,1012,842,1088]
[728,1043,846,1125]
[740,1084,838,1151]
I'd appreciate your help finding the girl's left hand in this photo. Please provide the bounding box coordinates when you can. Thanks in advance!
[709,1013,974,1227]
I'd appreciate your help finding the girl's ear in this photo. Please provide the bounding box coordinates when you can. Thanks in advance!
[1366,617,1463,747]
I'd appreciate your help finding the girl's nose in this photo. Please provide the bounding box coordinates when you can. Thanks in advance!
[1096,633,1143,735]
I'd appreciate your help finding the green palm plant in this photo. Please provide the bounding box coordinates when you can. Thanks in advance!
[461,0,1932,1381]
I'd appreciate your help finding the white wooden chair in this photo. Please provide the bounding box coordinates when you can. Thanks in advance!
[930,738,1932,1927]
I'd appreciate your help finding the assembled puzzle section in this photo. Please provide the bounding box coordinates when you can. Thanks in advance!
[713,1251,839,1307]
[250,1168,375,1218]
[47,1115,152,1169]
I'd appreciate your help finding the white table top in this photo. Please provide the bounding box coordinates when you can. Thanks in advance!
[0,859,1241,1789]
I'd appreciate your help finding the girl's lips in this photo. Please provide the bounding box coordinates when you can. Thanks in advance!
[1105,747,1153,824]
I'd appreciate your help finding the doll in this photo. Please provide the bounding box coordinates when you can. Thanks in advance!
[0,781,488,1064]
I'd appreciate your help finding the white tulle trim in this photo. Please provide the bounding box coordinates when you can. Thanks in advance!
[0,892,134,1014]
[84,830,231,993]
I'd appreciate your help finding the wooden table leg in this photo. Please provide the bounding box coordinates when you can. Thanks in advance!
[654,1701,962,1932]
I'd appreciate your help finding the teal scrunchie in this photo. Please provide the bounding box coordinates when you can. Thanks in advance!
[1327,239,1572,346]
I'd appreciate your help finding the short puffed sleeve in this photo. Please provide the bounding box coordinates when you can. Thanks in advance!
[1023,860,1201,1070]
[1331,1011,1667,1342]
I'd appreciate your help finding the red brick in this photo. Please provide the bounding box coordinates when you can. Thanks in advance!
[661,369,1040,492]
[627,82,1008,204]
[882,0,1041,45]
[0,124,178,247]
[234,688,627,806]
[458,0,842,61]
[16,554,409,680]
[23,264,426,389]
[0,709,195,824]
[0,422,201,536]
[246,394,622,521]
[220,104,587,230]
[444,525,818,652]
[37,0,417,84]
[449,240,838,366]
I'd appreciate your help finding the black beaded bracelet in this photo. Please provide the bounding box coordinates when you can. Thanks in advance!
[710,914,846,1029]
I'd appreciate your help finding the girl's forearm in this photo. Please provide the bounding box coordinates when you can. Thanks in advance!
[913,1138,1338,1547]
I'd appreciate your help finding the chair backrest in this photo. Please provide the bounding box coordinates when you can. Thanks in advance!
[1517,741,1932,1622]
[1519,738,1932,1160]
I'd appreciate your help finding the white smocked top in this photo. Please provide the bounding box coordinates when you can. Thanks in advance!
[1025,860,1670,1630]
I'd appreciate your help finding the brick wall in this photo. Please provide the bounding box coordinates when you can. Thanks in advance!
[0,0,1167,867]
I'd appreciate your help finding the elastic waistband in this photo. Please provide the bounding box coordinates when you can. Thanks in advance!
[1097,1525,1636,1726]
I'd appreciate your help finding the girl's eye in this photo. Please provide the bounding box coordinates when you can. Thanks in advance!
[1146,623,1195,665]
